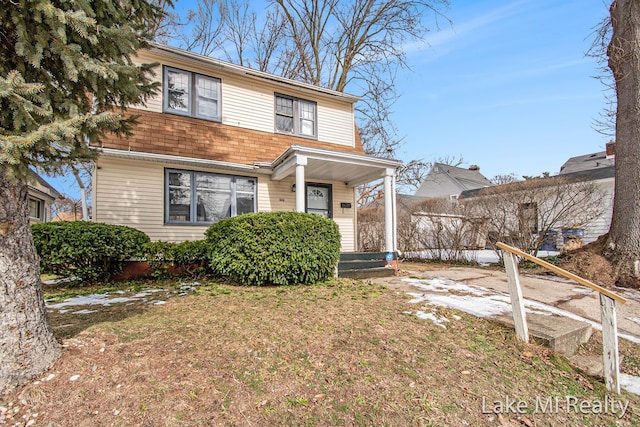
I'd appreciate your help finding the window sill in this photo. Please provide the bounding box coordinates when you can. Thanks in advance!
[162,110,222,123]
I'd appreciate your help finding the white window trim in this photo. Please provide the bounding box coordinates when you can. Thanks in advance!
[165,169,257,225]
[29,197,43,221]
[275,93,317,138]
[163,66,221,121]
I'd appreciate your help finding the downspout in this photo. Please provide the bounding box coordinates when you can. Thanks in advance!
[72,168,88,221]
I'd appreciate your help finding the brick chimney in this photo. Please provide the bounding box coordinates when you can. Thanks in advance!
[606,141,616,158]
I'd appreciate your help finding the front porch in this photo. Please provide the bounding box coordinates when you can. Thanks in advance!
[270,145,402,253]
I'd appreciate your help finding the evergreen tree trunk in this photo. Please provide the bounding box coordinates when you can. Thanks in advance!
[606,0,640,288]
[0,167,60,394]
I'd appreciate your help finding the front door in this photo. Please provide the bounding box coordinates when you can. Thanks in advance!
[306,183,332,218]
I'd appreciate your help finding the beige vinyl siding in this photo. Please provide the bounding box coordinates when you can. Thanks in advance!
[131,50,355,147]
[317,98,355,148]
[331,183,357,252]
[94,156,357,250]
[257,178,296,213]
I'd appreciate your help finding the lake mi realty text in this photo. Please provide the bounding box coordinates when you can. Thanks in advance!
[481,395,629,418]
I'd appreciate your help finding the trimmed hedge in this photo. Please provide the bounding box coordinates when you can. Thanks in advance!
[32,221,150,282]
[205,212,341,286]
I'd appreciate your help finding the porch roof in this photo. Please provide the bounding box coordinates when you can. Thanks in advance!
[268,145,403,187]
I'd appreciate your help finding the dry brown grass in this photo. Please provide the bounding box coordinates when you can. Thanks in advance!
[2,279,640,426]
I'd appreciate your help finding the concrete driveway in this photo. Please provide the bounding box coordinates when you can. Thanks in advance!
[375,266,640,343]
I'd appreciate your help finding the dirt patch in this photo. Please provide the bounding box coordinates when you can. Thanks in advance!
[2,279,639,426]
[520,236,618,288]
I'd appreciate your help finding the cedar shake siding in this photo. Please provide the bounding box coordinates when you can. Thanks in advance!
[93,108,364,164]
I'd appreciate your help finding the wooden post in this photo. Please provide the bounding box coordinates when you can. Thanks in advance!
[503,251,529,342]
[600,294,620,394]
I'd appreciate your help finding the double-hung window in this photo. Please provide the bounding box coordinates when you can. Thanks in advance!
[275,94,316,137]
[166,169,256,225]
[28,197,42,221]
[164,67,221,121]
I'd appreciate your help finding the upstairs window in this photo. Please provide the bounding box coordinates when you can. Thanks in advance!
[163,67,221,121]
[275,94,316,137]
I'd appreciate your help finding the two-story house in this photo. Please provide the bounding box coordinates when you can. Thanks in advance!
[91,44,402,252]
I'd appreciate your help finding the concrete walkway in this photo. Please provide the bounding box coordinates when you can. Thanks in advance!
[374,266,640,367]
[377,266,640,339]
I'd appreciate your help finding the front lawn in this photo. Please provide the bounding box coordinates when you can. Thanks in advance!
[4,279,639,426]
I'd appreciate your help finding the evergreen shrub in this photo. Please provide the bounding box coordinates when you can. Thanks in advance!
[31,221,149,282]
[205,212,341,285]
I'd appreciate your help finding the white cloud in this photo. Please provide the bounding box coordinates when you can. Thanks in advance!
[406,0,534,55]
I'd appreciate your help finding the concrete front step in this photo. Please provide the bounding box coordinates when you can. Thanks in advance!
[340,251,388,261]
[497,313,593,356]
[338,266,396,279]
[338,260,386,271]
[338,252,396,279]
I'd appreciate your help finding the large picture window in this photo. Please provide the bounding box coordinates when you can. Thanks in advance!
[275,94,316,137]
[163,67,221,121]
[165,169,256,225]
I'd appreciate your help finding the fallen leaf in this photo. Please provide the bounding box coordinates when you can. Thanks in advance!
[518,416,534,427]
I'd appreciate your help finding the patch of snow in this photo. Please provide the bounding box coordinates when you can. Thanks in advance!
[73,309,98,314]
[403,250,559,266]
[404,277,640,344]
[152,301,167,305]
[46,294,146,309]
[415,310,449,329]
[628,317,640,326]
[620,373,640,396]
[404,277,491,297]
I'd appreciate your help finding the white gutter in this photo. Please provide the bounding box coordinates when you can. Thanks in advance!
[271,145,403,169]
[94,147,262,172]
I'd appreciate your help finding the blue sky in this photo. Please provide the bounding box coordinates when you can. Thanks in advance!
[394,0,611,181]
[45,0,612,197]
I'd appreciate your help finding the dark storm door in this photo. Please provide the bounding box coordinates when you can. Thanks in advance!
[306,183,332,218]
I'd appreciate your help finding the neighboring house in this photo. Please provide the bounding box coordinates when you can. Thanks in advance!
[557,149,615,244]
[558,148,614,175]
[358,193,488,251]
[414,163,493,200]
[52,211,84,222]
[91,44,402,252]
[460,149,615,250]
[27,170,61,223]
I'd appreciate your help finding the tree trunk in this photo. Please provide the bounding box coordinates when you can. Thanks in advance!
[606,0,640,288]
[0,167,60,394]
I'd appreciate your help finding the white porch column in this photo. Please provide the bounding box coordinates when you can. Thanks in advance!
[384,168,395,253]
[295,155,307,212]
[392,173,398,252]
